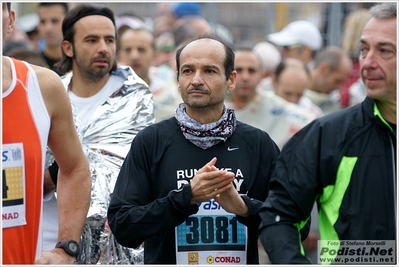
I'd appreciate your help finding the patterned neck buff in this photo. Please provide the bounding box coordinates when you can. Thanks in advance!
[175,103,237,150]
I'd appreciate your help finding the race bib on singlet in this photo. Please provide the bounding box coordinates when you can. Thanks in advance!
[176,199,247,265]
[2,143,27,228]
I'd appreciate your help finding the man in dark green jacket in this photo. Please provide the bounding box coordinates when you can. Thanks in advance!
[259,3,396,264]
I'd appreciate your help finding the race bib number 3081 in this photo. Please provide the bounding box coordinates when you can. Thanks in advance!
[176,199,247,264]
[2,143,27,228]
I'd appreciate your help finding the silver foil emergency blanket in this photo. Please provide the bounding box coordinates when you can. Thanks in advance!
[49,65,154,264]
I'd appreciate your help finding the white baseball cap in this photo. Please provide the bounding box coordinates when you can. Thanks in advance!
[116,16,150,31]
[267,20,322,51]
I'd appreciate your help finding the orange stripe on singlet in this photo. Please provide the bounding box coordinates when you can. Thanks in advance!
[2,58,44,264]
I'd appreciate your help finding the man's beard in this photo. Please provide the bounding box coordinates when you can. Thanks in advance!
[73,53,113,82]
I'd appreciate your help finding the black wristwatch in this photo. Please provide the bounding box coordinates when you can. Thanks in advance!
[55,240,80,257]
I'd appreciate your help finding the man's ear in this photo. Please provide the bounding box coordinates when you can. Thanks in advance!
[318,62,330,75]
[6,10,16,36]
[61,40,74,58]
[176,71,181,92]
[227,71,237,92]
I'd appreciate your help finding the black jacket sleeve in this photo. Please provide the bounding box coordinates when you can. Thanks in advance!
[259,185,312,263]
[260,224,311,264]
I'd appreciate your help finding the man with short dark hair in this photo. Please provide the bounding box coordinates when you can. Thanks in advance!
[108,34,280,264]
[225,46,316,149]
[37,2,68,75]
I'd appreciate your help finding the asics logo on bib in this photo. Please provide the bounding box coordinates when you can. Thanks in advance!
[198,199,222,210]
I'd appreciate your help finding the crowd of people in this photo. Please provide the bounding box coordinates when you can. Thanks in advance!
[2,1,396,265]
